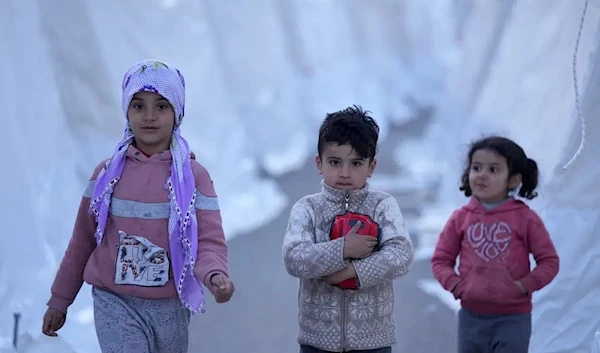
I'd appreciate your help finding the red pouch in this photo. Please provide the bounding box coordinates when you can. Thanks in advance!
[330,212,380,290]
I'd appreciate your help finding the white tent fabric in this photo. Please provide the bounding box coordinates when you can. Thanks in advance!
[532,25,600,353]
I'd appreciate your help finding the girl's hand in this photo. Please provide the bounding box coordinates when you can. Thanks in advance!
[42,307,66,337]
[210,273,235,303]
[514,280,528,295]
[450,279,465,299]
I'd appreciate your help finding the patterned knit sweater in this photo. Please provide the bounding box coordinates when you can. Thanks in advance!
[282,181,414,351]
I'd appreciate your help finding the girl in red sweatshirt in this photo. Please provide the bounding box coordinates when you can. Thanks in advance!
[431,136,559,353]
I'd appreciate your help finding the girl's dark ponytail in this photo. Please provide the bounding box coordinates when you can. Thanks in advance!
[519,158,539,199]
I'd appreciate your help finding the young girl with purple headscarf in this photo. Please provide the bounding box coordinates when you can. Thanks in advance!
[41,60,234,352]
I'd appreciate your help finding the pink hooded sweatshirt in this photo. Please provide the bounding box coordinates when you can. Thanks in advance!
[47,147,229,314]
[431,197,559,315]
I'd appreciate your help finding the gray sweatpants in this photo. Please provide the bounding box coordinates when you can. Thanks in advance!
[92,286,190,353]
[458,308,531,353]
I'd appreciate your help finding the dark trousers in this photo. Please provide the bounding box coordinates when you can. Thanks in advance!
[458,308,531,353]
[300,345,392,353]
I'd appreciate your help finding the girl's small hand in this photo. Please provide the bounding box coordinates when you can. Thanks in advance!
[42,307,66,337]
[451,279,465,299]
[514,280,528,295]
[210,273,235,303]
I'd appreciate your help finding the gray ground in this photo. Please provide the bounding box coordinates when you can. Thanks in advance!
[189,116,457,353]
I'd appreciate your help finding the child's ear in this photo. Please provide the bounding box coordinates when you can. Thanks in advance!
[315,154,323,175]
[368,158,377,178]
[509,173,522,189]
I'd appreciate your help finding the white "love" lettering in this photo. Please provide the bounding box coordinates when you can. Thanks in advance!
[466,221,512,262]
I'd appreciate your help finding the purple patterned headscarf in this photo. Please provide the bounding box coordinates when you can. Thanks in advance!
[89,60,205,313]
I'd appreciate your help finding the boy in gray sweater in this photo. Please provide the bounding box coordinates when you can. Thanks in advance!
[282,106,414,353]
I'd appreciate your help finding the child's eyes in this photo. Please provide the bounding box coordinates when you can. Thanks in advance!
[471,165,499,173]
[328,161,363,167]
[131,103,169,110]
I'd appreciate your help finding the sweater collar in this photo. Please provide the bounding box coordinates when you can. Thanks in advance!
[321,180,370,208]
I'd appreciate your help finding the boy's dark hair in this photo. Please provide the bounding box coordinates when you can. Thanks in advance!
[459,136,539,199]
[317,105,379,160]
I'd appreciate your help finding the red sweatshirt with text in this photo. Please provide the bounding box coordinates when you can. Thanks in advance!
[431,197,559,315]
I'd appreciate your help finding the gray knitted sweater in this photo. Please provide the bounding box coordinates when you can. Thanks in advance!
[282,182,414,351]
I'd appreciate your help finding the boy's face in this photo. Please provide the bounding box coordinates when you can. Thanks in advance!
[127,91,175,155]
[316,143,376,191]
